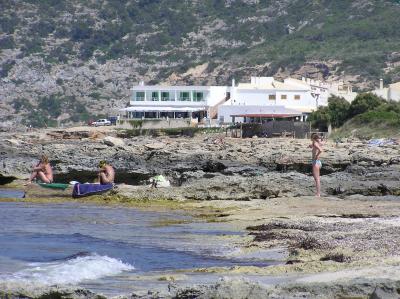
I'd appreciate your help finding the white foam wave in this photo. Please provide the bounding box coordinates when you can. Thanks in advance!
[1,254,134,286]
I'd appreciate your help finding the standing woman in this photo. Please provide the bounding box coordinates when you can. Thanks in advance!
[27,155,53,184]
[310,133,323,197]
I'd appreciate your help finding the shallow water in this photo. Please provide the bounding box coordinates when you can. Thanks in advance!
[0,188,25,198]
[0,201,282,295]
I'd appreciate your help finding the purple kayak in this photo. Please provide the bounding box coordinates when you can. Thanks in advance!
[72,183,114,198]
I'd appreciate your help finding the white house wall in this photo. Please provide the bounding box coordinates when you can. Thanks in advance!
[234,90,318,109]
[130,86,229,108]
[388,88,400,101]
[372,88,389,100]
[218,105,244,123]
[208,86,230,106]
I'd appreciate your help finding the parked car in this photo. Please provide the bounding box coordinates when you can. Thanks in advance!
[92,119,111,126]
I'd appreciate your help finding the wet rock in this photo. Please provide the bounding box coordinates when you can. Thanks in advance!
[369,287,400,299]
[346,165,367,175]
[252,186,280,199]
[202,160,227,173]
[0,287,103,299]
[320,252,350,263]
[186,278,267,299]
[389,156,400,165]
[173,279,400,299]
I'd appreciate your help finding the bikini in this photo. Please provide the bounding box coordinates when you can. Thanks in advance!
[312,159,322,167]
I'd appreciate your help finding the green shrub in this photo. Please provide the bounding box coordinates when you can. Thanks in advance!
[71,20,93,41]
[70,109,91,122]
[348,93,385,117]
[356,110,400,126]
[327,96,350,128]
[38,96,62,118]
[0,36,15,49]
[0,60,15,78]
[30,20,55,37]
[0,14,19,34]
[13,98,33,113]
[21,38,44,55]
[128,120,143,128]
[308,106,330,131]
[22,110,57,128]
[354,101,400,127]
[89,92,102,100]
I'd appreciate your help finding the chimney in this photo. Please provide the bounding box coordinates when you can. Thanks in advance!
[232,78,235,87]
[380,78,383,90]
[302,77,305,82]
[139,81,145,86]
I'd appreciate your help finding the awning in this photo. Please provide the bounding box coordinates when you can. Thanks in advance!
[224,105,304,118]
[231,114,302,118]
[120,106,206,112]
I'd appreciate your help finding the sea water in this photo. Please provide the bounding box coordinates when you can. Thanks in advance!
[0,188,25,198]
[0,200,282,295]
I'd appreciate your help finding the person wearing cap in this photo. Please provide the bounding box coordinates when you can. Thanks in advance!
[98,160,115,185]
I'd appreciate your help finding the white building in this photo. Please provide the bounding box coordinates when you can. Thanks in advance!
[122,76,357,126]
[219,76,325,124]
[327,81,357,102]
[372,79,400,101]
[121,82,229,120]
[285,77,358,103]
[284,77,330,106]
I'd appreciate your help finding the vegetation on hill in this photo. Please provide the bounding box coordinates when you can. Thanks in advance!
[1,0,400,127]
[309,93,400,138]
[1,1,400,81]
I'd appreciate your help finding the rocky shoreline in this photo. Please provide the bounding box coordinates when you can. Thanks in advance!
[2,127,400,199]
[1,127,400,298]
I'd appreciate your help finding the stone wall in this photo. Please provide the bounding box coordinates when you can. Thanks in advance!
[242,121,311,138]
[117,118,196,129]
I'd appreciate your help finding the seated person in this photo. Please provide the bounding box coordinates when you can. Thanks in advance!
[27,155,53,184]
[98,160,115,185]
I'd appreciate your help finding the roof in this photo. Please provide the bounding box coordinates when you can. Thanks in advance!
[284,78,310,87]
[390,82,400,90]
[131,85,226,91]
[284,78,328,90]
[287,106,317,113]
[231,114,301,118]
[224,105,304,117]
[237,80,309,91]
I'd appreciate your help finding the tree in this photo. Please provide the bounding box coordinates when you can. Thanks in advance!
[327,96,350,128]
[308,106,330,131]
[71,21,93,41]
[348,93,384,117]
[309,96,350,130]
[38,96,62,118]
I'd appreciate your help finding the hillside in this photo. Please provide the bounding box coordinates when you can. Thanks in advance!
[1,0,400,127]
